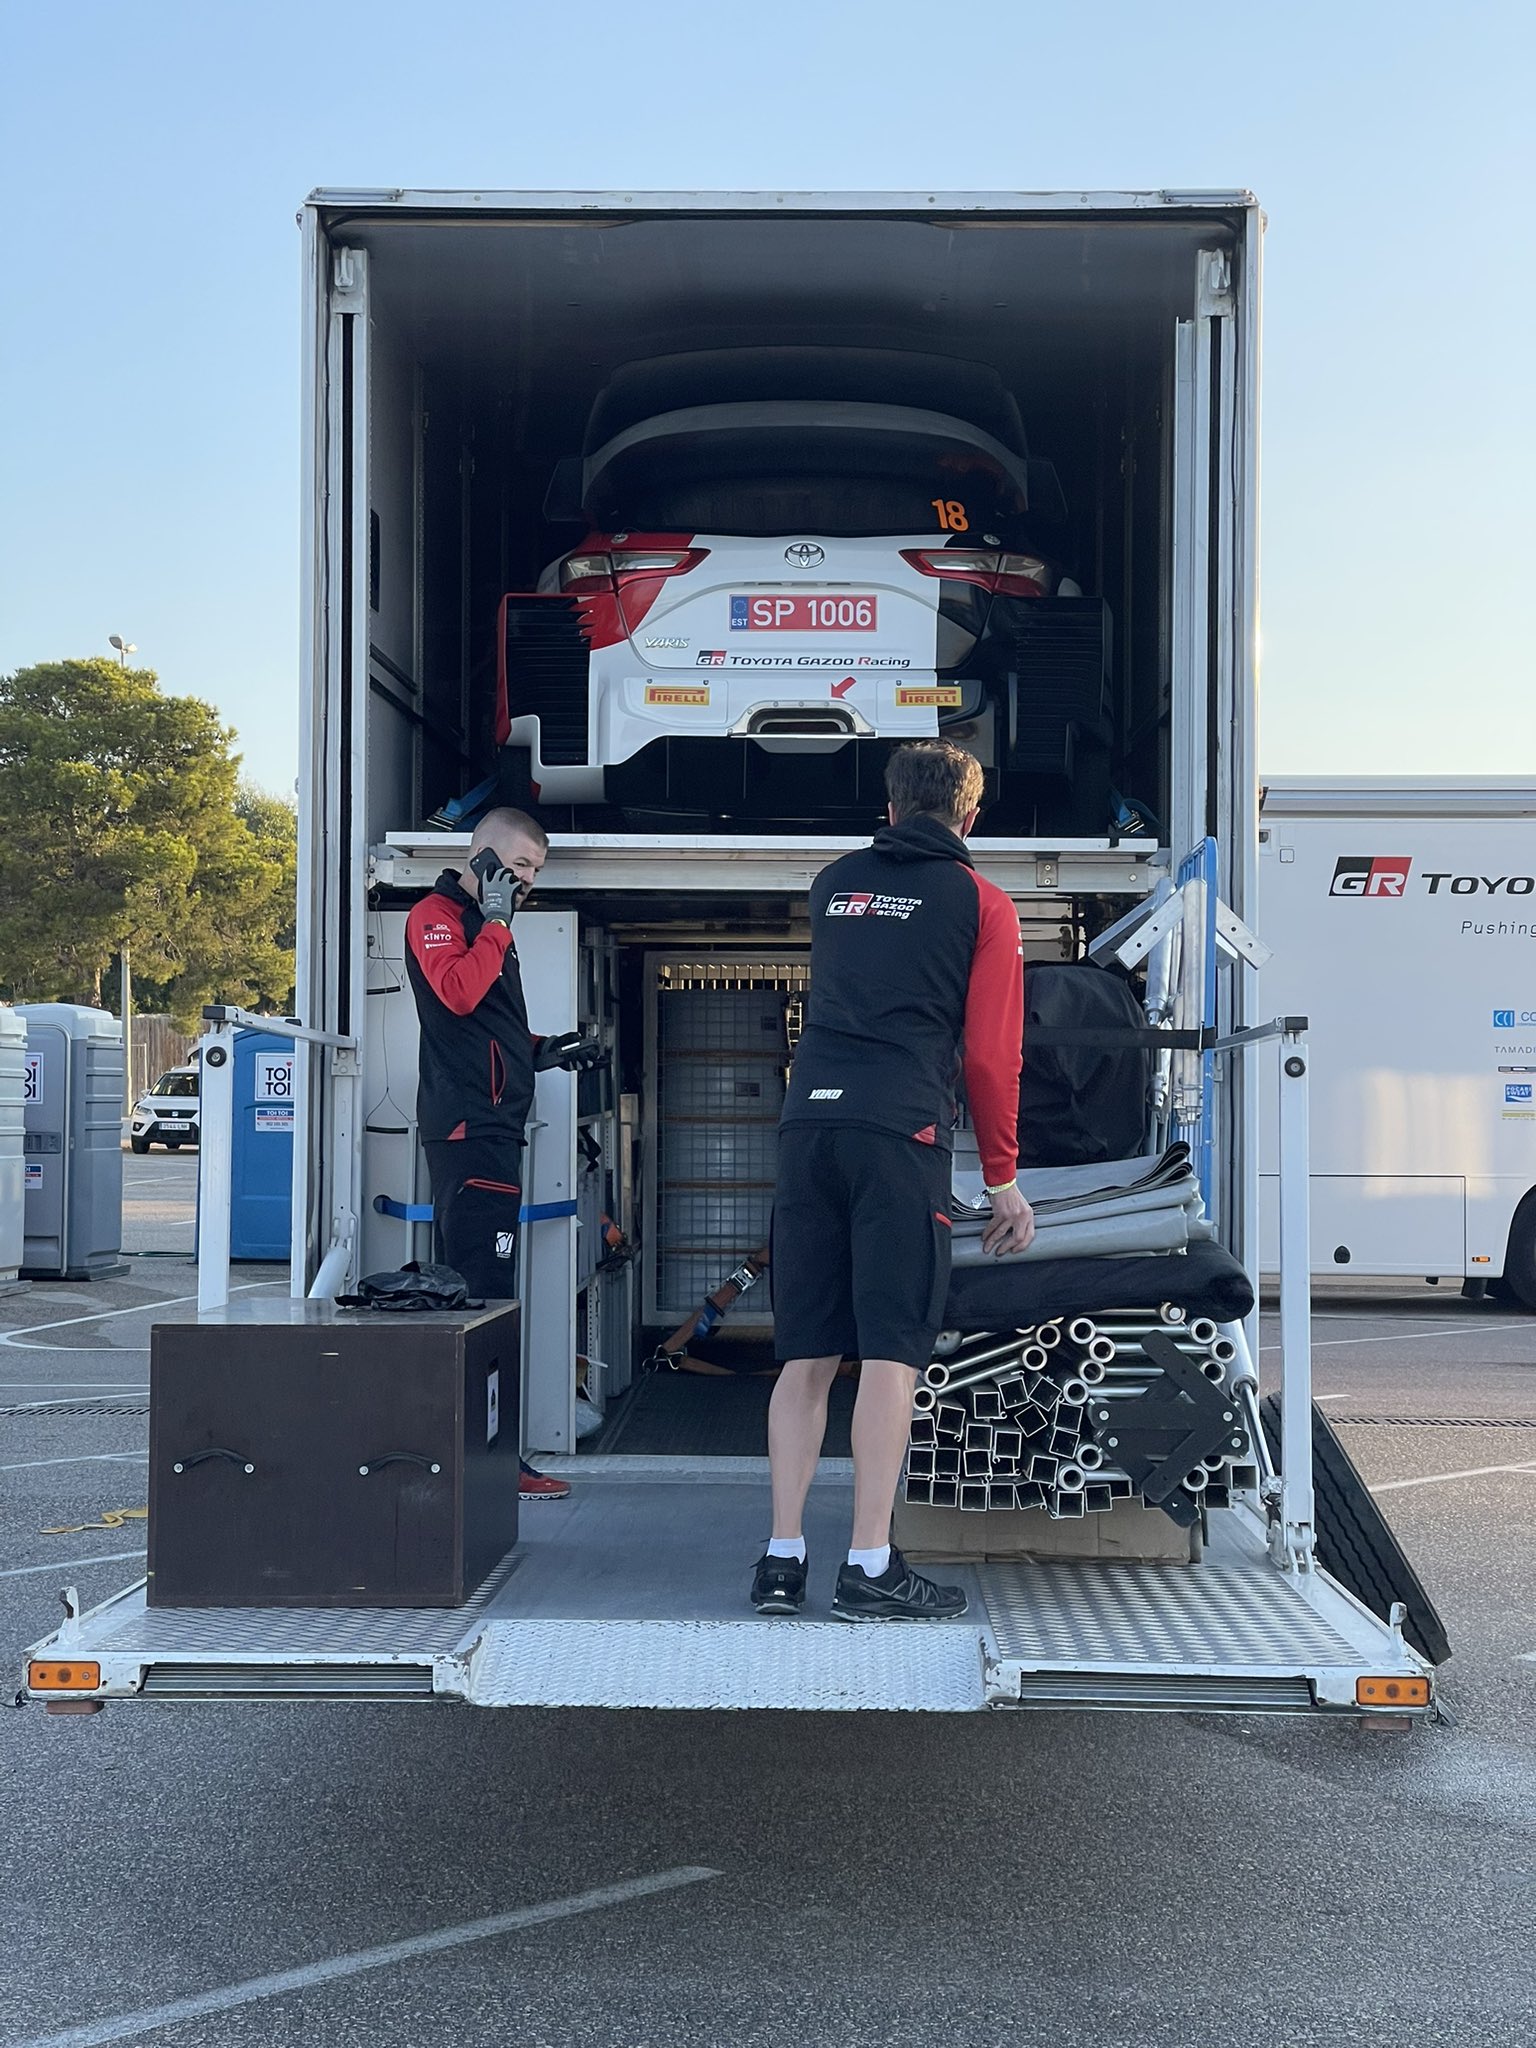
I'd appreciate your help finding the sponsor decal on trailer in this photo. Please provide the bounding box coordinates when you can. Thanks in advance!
[1493,1008,1536,1029]
[1329,856,1412,898]
[1506,1083,1533,1104]
[644,684,711,706]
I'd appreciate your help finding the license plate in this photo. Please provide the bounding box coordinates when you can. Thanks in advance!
[159,1121,192,1132]
[730,594,878,632]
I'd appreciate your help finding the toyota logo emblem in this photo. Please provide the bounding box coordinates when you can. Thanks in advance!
[784,543,825,569]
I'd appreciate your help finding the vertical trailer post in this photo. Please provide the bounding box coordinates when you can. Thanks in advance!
[196,1008,360,1316]
[196,1020,235,1314]
[1276,1019,1315,1565]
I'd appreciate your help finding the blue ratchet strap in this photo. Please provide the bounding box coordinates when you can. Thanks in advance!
[373,1195,578,1225]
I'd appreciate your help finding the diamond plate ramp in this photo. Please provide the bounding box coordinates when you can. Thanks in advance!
[465,1617,987,1710]
[978,1560,1364,1668]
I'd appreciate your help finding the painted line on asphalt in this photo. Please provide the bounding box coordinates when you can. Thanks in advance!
[10,1865,723,2048]
[0,1549,146,1580]
[0,1452,148,1472]
[0,1382,152,1390]
[0,1282,279,1349]
[1261,1322,1534,1353]
[1370,1461,1536,1494]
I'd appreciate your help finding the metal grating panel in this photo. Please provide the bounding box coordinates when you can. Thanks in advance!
[141,1663,436,1700]
[979,1561,1364,1667]
[466,1617,985,1711]
[1014,1672,1315,1710]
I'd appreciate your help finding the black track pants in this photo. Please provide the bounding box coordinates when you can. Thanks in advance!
[423,1136,524,1300]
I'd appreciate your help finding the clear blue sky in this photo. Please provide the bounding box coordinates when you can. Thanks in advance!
[3,0,1531,794]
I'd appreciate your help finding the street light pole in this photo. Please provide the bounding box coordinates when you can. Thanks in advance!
[120,941,134,1114]
[107,639,139,1111]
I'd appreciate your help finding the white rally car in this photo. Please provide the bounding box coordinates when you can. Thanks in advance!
[495,350,1110,831]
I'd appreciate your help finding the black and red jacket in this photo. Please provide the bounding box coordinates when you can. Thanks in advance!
[405,870,537,1143]
[781,816,1023,1186]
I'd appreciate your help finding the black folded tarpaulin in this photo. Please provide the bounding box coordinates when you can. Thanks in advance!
[942,1237,1255,1332]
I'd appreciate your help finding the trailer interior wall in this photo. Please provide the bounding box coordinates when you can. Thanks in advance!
[338,203,1252,845]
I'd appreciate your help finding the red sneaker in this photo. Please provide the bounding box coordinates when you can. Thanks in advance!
[519,1459,571,1500]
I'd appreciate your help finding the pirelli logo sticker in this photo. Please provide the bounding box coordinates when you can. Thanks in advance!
[895,684,963,708]
[645,683,711,707]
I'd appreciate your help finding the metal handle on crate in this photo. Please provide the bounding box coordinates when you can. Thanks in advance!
[172,1448,256,1475]
[356,1452,443,1477]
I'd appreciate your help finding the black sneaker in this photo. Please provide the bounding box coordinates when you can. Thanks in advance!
[750,1552,808,1615]
[831,1546,968,1623]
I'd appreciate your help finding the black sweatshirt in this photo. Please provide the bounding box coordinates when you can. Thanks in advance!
[780,817,1024,1185]
[404,869,537,1143]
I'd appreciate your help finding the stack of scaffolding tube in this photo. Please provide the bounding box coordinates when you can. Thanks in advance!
[905,1305,1257,1519]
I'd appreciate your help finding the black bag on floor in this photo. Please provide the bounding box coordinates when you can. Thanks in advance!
[1018,962,1150,1168]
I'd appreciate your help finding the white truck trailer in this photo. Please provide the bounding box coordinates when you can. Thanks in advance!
[22,190,1439,1719]
[1257,778,1536,1305]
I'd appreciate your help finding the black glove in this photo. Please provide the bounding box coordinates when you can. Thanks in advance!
[534,1031,605,1073]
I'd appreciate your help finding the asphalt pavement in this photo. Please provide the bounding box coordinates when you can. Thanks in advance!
[1,1151,1532,2047]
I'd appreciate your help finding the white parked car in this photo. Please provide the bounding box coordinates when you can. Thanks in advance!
[496,348,1111,834]
[129,1065,200,1153]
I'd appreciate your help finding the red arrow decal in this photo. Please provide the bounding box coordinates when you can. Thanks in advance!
[830,676,856,699]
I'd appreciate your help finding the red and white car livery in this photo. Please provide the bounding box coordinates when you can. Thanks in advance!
[494,350,1106,826]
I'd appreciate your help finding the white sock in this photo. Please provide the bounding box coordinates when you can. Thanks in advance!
[847,1545,891,1577]
[766,1536,806,1562]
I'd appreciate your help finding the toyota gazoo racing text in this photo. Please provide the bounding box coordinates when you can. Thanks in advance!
[494,349,1112,831]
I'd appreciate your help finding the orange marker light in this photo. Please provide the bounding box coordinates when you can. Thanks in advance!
[28,1661,102,1693]
[1356,1675,1430,1708]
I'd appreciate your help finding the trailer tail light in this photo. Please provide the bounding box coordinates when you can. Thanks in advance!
[900,548,1052,599]
[29,1660,101,1693]
[1355,1675,1430,1708]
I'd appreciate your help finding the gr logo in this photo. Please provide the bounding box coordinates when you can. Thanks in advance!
[1330,856,1411,898]
[826,892,873,917]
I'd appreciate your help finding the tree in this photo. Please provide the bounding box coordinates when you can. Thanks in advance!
[0,658,296,1027]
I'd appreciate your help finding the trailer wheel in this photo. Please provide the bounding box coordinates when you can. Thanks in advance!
[1259,1394,1452,1665]
[1500,1191,1536,1311]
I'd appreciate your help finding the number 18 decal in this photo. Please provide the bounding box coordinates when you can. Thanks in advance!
[931,498,969,532]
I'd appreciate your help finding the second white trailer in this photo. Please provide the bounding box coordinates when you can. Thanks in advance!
[1257,778,1536,1304]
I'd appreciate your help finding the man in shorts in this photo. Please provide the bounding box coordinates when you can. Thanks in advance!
[753,740,1035,1618]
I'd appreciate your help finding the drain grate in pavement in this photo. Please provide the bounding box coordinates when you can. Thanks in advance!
[1,1397,151,1418]
[1330,1414,1536,1428]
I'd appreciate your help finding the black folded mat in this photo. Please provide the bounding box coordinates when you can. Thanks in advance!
[943,1237,1255,1331]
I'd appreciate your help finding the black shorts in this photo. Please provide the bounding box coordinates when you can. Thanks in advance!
[423,1136,524,1300]
[771,1126,953,1367]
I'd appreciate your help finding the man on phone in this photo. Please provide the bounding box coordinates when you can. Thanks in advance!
[405,807,600,1500]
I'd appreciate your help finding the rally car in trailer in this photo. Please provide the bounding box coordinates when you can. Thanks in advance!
[497,350,1113,832]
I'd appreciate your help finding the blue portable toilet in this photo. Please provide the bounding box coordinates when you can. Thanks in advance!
[226,1028,295,1260]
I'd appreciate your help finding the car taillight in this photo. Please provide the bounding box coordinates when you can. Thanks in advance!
[900,548,1051,598]
[558,548,708,590]
[558,545,709,640]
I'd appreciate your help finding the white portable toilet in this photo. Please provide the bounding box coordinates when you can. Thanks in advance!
[15,1003,125,1280]
[0,1007,26,1289]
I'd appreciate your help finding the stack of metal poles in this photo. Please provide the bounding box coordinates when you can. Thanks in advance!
[904,1305,1256,1519]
